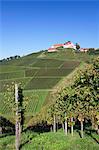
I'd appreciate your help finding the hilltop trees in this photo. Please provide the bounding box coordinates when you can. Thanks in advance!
[76,43,80,51]
[0,55,21,63]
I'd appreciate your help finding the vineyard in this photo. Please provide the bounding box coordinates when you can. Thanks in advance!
[0,48,98,149]
[0,49,96,119]
[0,49,82,92]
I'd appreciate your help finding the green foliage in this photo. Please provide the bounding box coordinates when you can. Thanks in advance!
[76,43,80,50]
[46,56,99,134]
[88,48,99,55]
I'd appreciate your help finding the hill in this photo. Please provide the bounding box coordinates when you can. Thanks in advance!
[0,48,97,125]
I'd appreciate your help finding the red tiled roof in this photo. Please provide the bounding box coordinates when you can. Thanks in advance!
[80,48,89,50]
[48,48,56,50]
[64,41,72,45]
[53,44,64,46]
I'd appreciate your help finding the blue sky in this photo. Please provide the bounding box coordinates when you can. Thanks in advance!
[0,0,99,59]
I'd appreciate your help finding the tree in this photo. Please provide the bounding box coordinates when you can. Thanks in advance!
[88,48,95,55]
[50,56,99,137]
[9,56,13,60]
[7,58,9,61]
[73,58,99,134]
[76,43,80,51]
[54,87,76,136]
[0,116,3,134]
[64,112,68,135]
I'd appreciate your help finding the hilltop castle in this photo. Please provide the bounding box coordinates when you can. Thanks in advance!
[48,41,89,53]
[48,41,76,52]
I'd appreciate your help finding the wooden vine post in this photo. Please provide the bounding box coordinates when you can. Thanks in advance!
[15,84,20,150]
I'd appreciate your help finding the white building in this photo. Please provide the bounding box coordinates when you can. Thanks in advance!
[63,41,76,49]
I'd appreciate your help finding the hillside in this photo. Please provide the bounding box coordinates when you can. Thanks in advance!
[0,48,97,125]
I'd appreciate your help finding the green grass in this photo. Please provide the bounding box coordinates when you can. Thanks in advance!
[0,134,15,150]
[0,131,99,150]
[22,131,99,150]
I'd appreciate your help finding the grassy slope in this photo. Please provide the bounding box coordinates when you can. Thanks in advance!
[0,48,96,124]
[0,49,98,149]
[0,131,99,150]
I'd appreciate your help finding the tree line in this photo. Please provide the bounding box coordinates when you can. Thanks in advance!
[45,57,99,137]
[0,55,21,62]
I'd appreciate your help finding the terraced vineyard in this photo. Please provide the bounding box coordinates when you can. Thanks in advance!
[30,58,64,68]
[0,48,95,124]
[0,90,48,125]
[0,78,31,92]
[25,77,61,90]
[0,71,25,80]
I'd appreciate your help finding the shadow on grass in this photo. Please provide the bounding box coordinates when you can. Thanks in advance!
[20,139,31,150]
[20,130,38,150]
[0,116,15,138]
[85,129,99,144]
[24,121,51,134]
[0,132,15,139]
[76,129,82,138]
[20,121,51,149]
